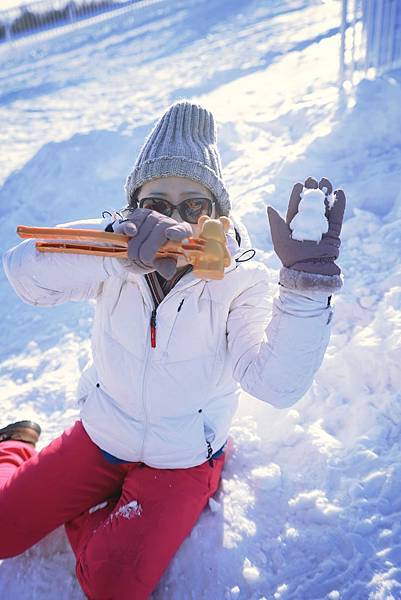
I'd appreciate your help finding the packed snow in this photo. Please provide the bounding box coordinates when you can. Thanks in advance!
[1,0,401,598]
[289,187,329,242]
[109,500,142,521]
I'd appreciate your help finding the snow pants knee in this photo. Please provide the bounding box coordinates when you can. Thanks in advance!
[0,420,225,599]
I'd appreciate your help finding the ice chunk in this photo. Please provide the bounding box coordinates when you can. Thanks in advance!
[115,500,142,519]
[242,558,260,583]
[208,497,222,513]
[251,463,282,491]
[105,500,143,525]
[88,500,108,514]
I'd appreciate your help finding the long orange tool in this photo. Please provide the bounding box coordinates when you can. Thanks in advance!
[17,216,231,280]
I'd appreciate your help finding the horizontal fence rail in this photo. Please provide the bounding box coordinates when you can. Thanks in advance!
[340,0,401,84]
[0,0,147,43]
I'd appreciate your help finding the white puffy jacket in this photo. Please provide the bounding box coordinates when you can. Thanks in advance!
[3,219,334,468]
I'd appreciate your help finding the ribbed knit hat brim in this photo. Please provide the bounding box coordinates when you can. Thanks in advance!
[125,101,231,216]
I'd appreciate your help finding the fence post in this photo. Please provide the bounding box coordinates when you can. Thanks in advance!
[67,2,75,24]
[377,1,385,70]
[339,0,348,85]
[386,0,397,70]
[4,22,12,41]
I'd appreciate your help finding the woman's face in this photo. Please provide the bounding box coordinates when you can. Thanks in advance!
[137,176,216,239]
[137,176,218,268]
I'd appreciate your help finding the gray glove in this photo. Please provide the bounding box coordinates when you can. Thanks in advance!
[113,208,193,280]
[267,177,346,292]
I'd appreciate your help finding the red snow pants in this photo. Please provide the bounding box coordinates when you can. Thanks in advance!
[0,420,224,599]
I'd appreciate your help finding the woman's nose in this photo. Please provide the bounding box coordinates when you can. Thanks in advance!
[170,207,183,222]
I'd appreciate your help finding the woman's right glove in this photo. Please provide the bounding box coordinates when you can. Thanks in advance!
[112,208,193,280]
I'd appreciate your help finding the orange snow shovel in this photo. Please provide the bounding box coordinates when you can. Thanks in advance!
[16,216,231,280]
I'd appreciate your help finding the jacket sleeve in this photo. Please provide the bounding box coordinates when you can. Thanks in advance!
[227,274,333,409]
[2,218,127,307]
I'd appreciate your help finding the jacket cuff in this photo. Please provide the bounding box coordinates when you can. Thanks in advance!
[280,266,343,292]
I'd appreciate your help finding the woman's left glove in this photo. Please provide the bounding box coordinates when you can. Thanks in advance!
[113,208,193,279]
[267,176,346,293]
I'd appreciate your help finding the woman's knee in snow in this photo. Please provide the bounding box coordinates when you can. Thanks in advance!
[76,555,150,600]
[75,533,152,600]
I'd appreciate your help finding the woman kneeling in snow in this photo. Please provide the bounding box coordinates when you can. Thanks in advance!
[0,100,345,599]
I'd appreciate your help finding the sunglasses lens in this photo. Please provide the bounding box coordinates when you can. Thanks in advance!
[139,197,213,223]
[140,198,173,216]
[180,199,212,224]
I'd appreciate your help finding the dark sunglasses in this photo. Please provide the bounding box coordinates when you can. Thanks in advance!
[138,196,214,224]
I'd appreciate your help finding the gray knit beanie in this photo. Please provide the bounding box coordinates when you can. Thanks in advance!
[125,100,231,216]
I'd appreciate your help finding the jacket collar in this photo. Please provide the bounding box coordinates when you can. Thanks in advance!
[129,233,239,308]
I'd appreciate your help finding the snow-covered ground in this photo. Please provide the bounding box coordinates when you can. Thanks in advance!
[1,0,401,598]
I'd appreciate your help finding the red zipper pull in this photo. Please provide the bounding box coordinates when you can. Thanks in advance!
[150,309,157,348]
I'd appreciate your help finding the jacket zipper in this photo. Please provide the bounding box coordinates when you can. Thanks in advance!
[149,300,184,350]
[139,271,190,461]
[146,273,188,350]
[150,308,157,348]
[138,275,162,460]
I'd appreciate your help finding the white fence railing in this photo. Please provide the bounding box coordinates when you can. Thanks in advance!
[0,0,145,43]
[339,0,401,84]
